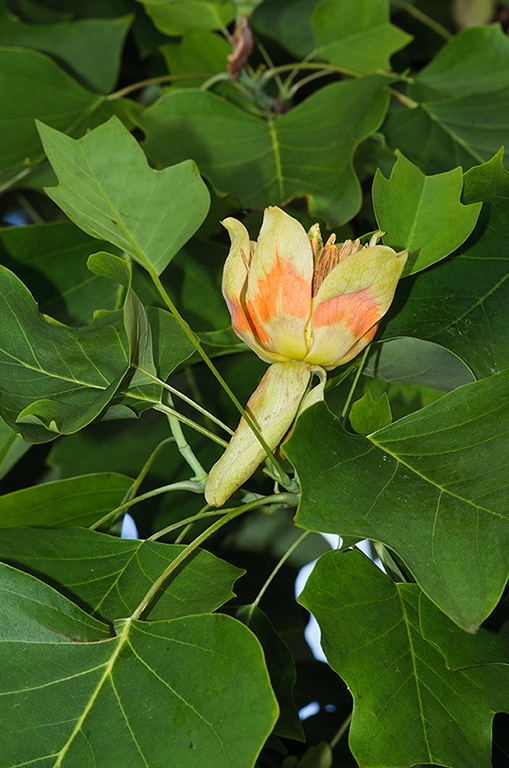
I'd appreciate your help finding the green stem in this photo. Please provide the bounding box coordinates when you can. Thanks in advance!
[161,391,207,480]
[260,61,363,90]
[89,480,204,531]
[148,508,223,541]
[341,345,371,424]
[153,403,228,448]
[245,530,309,624]
[138,368,234,435]
[148,270,293,489]
[107,73,213,100]
[403,3,453,40]
[330,712,352,749]
[390,87,418,109]
[130,492,298,620]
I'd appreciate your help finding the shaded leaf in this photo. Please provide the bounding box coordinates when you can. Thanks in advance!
[384,153,509,379]
[0,561,110,643]
[0,221,122,326]
[0,527,243,623]
[39,116,211,276]
[161,29,231,89]
[313,0,411,74]
[0,47,101,179]
[139,76,391,225]
[0,7,132,93]
[365,337,476,392]
[349,391,392,434]
[372,155,481,274]
[0,266,129,443]
[0,571,277,767]
[300,549,509,768]
[0,416,30,481]
[251,0,319,57]
[135,0,235,35]
[286,372,509,630]
[384,25,509,173]
[236,605,304,741]
[420,591,509,671]
[0,473,133,529]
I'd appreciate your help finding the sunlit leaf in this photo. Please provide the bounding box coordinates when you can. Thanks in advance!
[161,29,231,89]
[384,25,509,173]
[39,116,211,276]
[313,0,411,74]
[286,371,509,630]
[384,152,509,378]
[300,549,509,768]
[134,0,235,35]
[372,155,481,274]
[139,76,391,225]
[349,391,392,434]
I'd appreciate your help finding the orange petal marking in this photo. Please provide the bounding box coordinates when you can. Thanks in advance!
[312,288,381,339]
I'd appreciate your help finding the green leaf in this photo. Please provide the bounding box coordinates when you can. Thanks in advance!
[299,549,509,768]
[236,606,304,741]
[420,591,509,671]
[251,0,320,57]
[0,473,133,529]
[0,562,110,643]
[0,527,243,622]
[349,391,392,434]
[39,116,210,275]
[0,266,129,443]
[0,574,277,767]
[286,371,509,631]
[0,221,122,326]
[365,337,476,392]
[372,155,481,274]
[0,47,101,179]
[0,7,132,93]
[312,0,411,74]
[135,0,235,35]
[384,25,509,173]
[138,76,391,225]
[0,415,30,481]
[161,30,231,89]
[384,153,509,379]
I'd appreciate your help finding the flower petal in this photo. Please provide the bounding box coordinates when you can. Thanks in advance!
[205,361,311,507]
[222,217,274,360]
[306,245,407,369]
[244,207,314,360]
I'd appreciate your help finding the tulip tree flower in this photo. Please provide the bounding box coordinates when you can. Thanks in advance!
[205,207,407,507]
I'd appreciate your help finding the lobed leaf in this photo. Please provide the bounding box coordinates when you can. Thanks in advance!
[39,116,211,276]
[384,25,509,173]
[372,155,482,275]
[0,6,132,93]
[384,152,509,379]
[300,549,509,768]
[138,76,391,225]
[286,371,509,631]
[312,0,411,74]
[0,265,129,443]
[0,564,277,767]
[0,527,243,623]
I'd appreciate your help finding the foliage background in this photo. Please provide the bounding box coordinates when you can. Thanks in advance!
[0,0,508,766]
